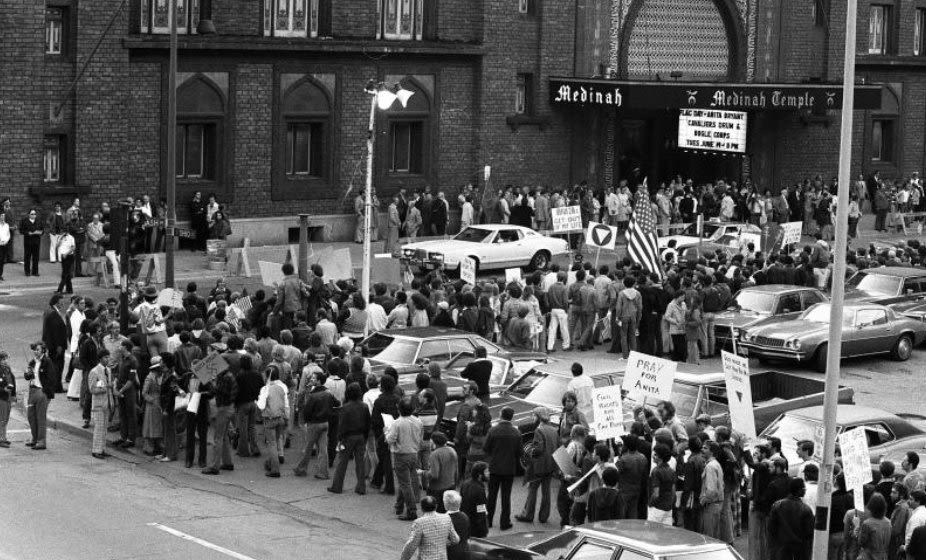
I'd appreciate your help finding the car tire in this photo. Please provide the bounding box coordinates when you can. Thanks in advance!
[814,344,828,373]
[528,250,551,271]
[891,334,914,361]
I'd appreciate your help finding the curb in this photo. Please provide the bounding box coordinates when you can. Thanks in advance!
[13,397,93,442]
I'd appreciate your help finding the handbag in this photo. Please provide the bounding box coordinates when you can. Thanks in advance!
[186,391,202,413]
[174,393,191,412]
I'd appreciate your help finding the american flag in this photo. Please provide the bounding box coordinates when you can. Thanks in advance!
[235,296,252,313]
[627,185,664,279]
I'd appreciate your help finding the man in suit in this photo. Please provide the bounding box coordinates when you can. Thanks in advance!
[484,406,522,530]
[41,293,68,393]
[400,496,459,560]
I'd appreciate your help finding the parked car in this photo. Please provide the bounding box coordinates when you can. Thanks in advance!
[739,302,926,372]
[468,520,743,560]
[361,326,546,377]
[659,220,762,252]
[400,224,569,273]
[398,352,552,400]
[760,405,926,472]
[845,267,926,308]
[713,285,827,351]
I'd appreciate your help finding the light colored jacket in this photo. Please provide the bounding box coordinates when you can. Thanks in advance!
[664,298,687,335]
[87,364,112,410]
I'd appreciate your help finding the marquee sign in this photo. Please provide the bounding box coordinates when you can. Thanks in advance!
[678,109,748,153]
[549,78,882,111]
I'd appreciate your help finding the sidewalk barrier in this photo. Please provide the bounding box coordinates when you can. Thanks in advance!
[226,237,252,278]
[135,253,164,288]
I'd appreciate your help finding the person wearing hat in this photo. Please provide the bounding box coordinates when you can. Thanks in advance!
[515,406,559,524]
[137,285,172,357]
[141,354,165,457]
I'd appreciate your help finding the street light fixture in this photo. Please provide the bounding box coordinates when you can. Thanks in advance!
[361,80,414,327]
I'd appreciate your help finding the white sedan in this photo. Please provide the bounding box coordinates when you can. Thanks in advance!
[400,224,569,273]
[659,220,762,251]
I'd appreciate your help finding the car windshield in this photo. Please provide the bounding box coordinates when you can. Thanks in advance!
[505,369,570,408]
[454,227,493,243]
[801,303,853,325]
[665,549,742,560]
[370,338,419,364]
[681,222,723,239]
[733,291,777,314]
[760,414,821,465]
[847,271,902,296]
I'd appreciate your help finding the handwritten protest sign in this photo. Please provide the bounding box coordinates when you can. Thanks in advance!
[461,257,477,285]
[259,261,286,287]
[505,268,523,285]
[592,385,625,439]
[156,288,184,309]
[839,428,871,511]
[553,447,579,479]
[191,352,229,384]
[621,351,677,403]
[781,222,803,245]
[721,350,757,439]
[552,206,582,233]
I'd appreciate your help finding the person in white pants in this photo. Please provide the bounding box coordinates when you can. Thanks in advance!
[546,271,570,352]
[46,203,66,263]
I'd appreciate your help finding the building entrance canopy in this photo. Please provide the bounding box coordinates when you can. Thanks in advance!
[549,77,882,111]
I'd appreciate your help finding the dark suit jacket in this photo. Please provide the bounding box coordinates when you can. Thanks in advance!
[42,308,68,357]
[484,420,522,477]
[428,378,448,421]
[446,511,470,560]
[37,356,57,400]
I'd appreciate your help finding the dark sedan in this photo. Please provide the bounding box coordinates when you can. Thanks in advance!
[713,284,827,351]
[845,267,926,309]
[469,520,743,560]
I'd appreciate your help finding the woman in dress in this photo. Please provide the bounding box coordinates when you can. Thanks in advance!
[142,355,165,457]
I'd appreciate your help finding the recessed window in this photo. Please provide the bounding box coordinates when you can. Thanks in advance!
[45,8,63,55]
[518,0,534,15]
[176,123,216,179]
[389,121,424,173]
[812,0,826,27]
[285,122,324,176]
[263,0,324,38]
[915,9,926,56]
[379,0,425,40]
[871,119,894,162]
[43,135,63,183]
[515,73,534,115]
[141,0,200,34]
[868,5,891,55]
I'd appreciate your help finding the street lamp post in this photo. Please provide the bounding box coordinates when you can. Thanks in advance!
[361,81,414,319]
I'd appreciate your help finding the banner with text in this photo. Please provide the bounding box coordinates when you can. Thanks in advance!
[678,109,747,153]
[781,222,803,245]
[721,350,757,439]
[621,351,677,404]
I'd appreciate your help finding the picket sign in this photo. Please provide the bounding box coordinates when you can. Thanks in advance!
[226,238,252,278]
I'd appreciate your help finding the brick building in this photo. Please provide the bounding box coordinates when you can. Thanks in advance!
[0,0,921,245]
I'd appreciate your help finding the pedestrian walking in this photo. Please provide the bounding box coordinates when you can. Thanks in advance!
[235,355,263,458]
[516,406,557,524]
[389,396,424,521]
[328,382,371,494]
[768,478,815,560]
[258,364,290,478]
[202,366,237,475]
[460,461,489,538]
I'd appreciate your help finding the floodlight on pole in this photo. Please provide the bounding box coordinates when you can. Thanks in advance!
[360,80,414,336]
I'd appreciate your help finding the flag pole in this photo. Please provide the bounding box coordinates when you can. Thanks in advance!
[811,0,857,557]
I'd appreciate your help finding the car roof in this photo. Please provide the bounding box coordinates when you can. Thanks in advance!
[530,359,728,385]
[855,267,926,278]
[785,405,904,424]
[577,520,731,553]
[377,326,474,339]
[808,302,891,312]
[738,284,818,294]
[463,224,534,232]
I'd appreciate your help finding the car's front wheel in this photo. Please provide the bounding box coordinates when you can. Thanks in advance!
[528,250,551,271]
[891,334,914,361]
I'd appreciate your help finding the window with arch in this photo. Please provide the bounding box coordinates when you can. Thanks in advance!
[870,84,900,164]
[274,76,332,198]
[385,81,430,175]
[176,76,225,181]
[141,0,200,34]
[263,0,330,37]
[377,0,436,40]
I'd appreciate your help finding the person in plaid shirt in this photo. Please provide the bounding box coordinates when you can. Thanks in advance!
[400,496,459,560]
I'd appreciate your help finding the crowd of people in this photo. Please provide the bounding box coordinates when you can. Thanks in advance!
[0,192,232,285]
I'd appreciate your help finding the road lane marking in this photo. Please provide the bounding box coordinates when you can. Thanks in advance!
[147,523,258,560]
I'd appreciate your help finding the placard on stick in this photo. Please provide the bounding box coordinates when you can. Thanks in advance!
[156,288,184,309]
[505,267,523,285]
[621,351,677,404]
[191,353,229,384]
[461,257,477,285]
[552,206,582,233]
[592,385,625,438]
[838,427,871,511]
[721,350,757,439]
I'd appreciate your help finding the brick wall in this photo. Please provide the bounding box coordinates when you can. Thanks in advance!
[214,0,261,37]
[437,0,482,43]
[0,1,46,215]
[331,0,378,39]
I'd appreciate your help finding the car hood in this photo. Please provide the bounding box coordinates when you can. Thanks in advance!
[747,320,828,340]
[659,235,701,249]
[713,309,770,329]
[443,393,539,429]
[402,239,474,254]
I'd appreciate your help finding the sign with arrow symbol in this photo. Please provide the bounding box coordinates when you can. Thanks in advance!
[721,350,757,439]
[585,221,618,250]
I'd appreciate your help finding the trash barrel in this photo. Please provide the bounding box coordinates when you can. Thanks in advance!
[206,239,227,271]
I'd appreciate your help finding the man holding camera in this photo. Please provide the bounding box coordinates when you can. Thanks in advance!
[25,342,57,450]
